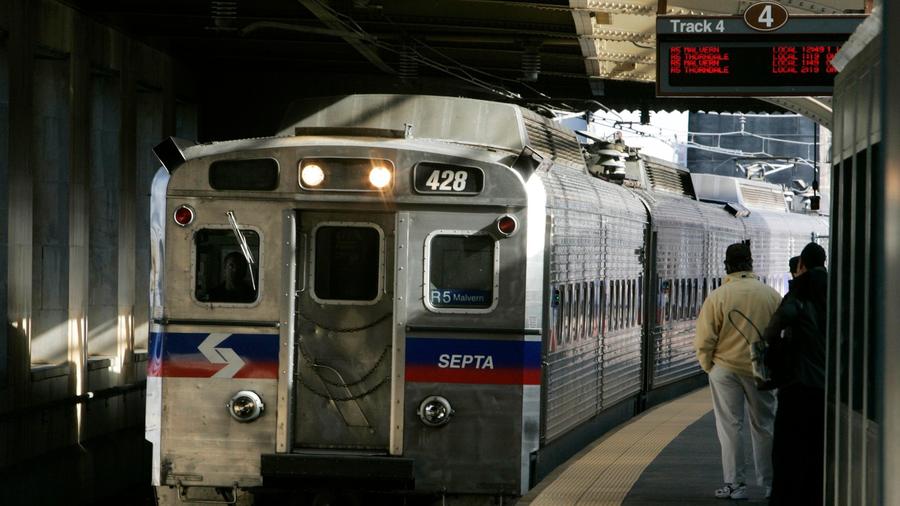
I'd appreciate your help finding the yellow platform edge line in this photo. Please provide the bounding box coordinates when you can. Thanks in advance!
[523,388,712,506]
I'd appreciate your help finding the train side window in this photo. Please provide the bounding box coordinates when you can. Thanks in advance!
[609,280,616,331]
[694,278,701,317]
[691,278,700,318]
[637,277,643,327]
[195,229,260,304]
[314,225,382,303]
[584,281,594,338]
[615,280,622,331]
[581,282,588,340]
[660,279,670,324]
[555,285,564,346]
[569,283,577,342]
[672,279,681,321]
[566,284,575,343]
[600,280,607,335]
[669,279,676,322]
[630,279,636,328]
[425,233,497,311]
[587,282,594,338]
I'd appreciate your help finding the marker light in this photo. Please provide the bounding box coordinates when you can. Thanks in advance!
[369,166,392,189]
[226,390,265,423]
[301,164,325,187]
[417,396,454,427]
[496,215,518,237]
[173,205,194,227]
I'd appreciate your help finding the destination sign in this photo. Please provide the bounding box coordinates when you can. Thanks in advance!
[657,15,865,96]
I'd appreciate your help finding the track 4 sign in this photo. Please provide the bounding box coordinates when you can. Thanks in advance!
[656,14,864,96]
[744,2,789,32]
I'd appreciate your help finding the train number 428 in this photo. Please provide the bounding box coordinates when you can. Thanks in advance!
[413,162,484,195]
[424,169,469,191]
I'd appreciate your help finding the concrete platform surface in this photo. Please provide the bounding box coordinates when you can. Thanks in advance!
[520,388,770,505]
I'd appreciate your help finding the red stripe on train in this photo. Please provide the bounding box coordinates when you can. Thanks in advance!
[148,360,278,379]
[405,365,540,385]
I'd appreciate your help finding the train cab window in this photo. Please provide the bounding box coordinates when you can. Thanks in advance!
[314,225,382,302]
[426,233,497,311]
[195,229,260,303]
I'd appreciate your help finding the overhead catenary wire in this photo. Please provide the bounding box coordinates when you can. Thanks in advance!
[298,0,626,108]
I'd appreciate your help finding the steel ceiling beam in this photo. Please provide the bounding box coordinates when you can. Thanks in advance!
[298,0,395,74]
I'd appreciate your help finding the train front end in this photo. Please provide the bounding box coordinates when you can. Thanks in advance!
[146,95,548,504]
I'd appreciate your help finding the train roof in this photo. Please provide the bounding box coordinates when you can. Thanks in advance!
[691,173,790,213]
[277,94,586,170]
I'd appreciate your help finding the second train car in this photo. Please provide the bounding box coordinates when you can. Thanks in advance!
[146,94,828,504]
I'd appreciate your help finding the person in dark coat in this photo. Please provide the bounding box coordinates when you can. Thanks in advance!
[762,242,828,505]
[788,256,800,279]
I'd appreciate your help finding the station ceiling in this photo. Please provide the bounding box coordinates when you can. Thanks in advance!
[69,0,869,115]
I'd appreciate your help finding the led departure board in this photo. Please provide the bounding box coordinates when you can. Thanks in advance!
[657,15,865,96]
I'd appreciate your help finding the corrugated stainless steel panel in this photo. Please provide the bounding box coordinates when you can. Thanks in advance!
[741,209,829,296]
[644,160,694,197]
[637,190,746,388]
[538,164,647,442]
[641,186,829,390]
[521,112,586,169]
[544,340,603,441]
[601,327,643,407]
[739,183,790,211]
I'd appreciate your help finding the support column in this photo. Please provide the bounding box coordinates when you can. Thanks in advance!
[0,13,11,390]
[68,8,89,417]
[118,37,136,384]
[7,0,33,394]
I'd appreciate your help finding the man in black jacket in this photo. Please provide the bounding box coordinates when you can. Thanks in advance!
[762,242,827,505]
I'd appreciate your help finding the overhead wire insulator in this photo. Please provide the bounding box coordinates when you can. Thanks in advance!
[521,42,542,82]
[398,44,419,81]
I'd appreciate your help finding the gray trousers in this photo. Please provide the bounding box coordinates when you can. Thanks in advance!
[708,365,777,487]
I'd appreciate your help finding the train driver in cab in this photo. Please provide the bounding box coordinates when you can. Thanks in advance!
[209,251,255,303]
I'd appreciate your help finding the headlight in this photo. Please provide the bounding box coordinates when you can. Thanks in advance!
[226,390,264,422]
[300,164,325,187]
[369,166,392,189]
[417,396,453,427]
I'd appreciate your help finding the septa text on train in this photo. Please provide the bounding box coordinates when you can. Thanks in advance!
[438,354,495,369]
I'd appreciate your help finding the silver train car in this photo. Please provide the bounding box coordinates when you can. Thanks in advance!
[145,94,828,504]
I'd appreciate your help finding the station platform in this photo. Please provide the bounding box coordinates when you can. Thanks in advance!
[519,389,770,505]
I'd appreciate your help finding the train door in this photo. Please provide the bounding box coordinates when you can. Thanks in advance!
[293,211,395,450]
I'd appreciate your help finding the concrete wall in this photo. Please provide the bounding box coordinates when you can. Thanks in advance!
[0,0,196,502]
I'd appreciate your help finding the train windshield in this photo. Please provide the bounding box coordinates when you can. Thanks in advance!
[194,229,260,303]
[427,234,495,310]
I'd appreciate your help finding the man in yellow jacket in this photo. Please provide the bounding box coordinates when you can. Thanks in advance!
[695,242,781,500]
